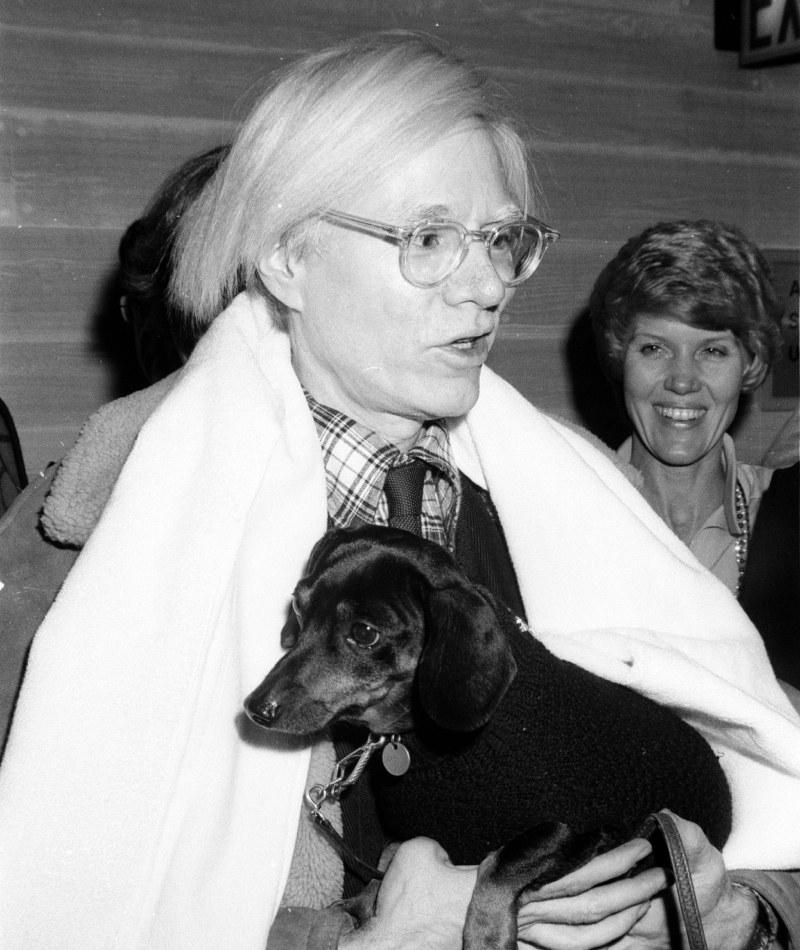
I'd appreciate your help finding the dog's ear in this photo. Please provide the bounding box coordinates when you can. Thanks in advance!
[280,528,344,650]
[280,608,301,649]
[416,584,517,732]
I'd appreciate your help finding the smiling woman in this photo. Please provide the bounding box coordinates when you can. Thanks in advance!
[623,318,749,475]
[589,219,784,598]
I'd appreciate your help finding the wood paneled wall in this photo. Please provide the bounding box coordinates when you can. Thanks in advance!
[1,0,798,476]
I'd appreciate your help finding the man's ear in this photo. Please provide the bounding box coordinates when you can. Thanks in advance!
[256,243,305,312]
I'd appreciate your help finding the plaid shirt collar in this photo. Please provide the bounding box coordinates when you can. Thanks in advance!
[306,393,461,550]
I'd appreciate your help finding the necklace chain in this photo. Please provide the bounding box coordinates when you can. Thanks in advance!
[734,479,750,599]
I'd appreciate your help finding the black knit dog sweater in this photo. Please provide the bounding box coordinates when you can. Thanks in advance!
[373,605,732,865]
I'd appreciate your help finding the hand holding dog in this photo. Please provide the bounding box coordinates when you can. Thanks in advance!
[516,812,758,950]
[339,838,479,950]
[337,817,757,950]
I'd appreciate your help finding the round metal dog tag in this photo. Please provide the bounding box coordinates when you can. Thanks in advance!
[381,740,410,776]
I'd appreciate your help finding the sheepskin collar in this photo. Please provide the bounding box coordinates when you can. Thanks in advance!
[41,374,178,548]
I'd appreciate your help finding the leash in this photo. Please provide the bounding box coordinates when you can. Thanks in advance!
[305,732,396,882]
[637,812,709,950]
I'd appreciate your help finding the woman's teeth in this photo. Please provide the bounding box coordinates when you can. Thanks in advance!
[655,406,705,421]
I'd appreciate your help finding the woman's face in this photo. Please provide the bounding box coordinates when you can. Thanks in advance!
[281,126,518,444]
[623,315,749,468]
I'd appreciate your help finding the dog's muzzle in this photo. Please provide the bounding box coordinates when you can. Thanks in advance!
[244,698,279,728]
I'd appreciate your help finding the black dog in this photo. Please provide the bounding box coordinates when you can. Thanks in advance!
[245,526,732,949]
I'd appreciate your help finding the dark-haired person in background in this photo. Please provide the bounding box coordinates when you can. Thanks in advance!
[742,409,800,689]
[739,460,800,690]
[0,144,229,754]
[119,144,230,383]
[590,219,799,688]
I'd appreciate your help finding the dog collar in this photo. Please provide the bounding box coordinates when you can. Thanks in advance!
[305,732,410,882]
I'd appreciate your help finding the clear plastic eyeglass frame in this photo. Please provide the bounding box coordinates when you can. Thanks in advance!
[320,209,560,288]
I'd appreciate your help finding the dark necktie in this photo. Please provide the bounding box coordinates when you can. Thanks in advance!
[383,458,428,536]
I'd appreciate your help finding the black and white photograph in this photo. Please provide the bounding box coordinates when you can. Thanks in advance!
[0,2,798,948]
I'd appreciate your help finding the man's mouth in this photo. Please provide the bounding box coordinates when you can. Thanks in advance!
[450,331,491,350]
[654,406,706,421]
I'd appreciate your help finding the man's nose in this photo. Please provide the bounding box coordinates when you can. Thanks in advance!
[664,356,702,395]
[443,241,508,309]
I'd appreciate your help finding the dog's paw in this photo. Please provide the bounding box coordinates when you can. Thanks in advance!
[463,822,620,950]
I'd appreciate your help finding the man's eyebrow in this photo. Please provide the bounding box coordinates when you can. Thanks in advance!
[396,202,451,222]
[395,201,522,224]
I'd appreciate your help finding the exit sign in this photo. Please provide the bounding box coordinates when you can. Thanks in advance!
[741,0,800,64]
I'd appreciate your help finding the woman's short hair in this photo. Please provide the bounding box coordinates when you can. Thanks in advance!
[589,220,783,392]
[120,144,231,383]
[170,32,535,329]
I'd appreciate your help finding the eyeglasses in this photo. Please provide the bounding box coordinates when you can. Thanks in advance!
[320,209,560,289]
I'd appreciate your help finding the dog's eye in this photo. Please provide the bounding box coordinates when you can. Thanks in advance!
[291,595,301,619]
[347,622,381,650]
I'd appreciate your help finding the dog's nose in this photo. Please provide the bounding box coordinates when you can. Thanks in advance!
[244,697,279,728]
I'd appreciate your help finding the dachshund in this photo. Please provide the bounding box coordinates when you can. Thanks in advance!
[245,526,732,950]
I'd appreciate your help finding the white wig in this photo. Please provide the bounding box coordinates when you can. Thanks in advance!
[171,31,535,328]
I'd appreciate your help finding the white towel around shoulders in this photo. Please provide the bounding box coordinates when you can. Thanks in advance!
[0,292,798,950]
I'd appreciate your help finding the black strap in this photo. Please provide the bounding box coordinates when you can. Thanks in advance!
[331,723,389,897]
[637,812,708,950]
[311,810,385,883]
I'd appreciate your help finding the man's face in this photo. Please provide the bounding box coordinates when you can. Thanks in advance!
[287,126,519,444]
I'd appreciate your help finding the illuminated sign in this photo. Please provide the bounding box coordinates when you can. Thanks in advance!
[741,0,800,64]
